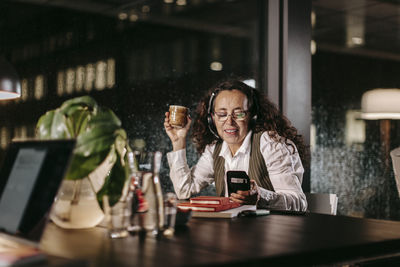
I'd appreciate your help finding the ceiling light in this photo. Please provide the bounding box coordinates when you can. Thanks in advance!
[176,0,187,6]
[164,0,174,3]
[142,5,150,13]
[311,11,316,28]
[210,62,223,71]
[311,40,317,55]
[118,12,128,20]
[346,10,365,48]
[351,37,364,45]
[129,14,139,22]
[0,56,21,100]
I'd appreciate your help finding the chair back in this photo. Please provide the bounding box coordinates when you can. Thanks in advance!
[305,193,338,215]
[391,147,400,197]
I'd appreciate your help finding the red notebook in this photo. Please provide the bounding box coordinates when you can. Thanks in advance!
[178,199,240,212]
[190,196,231,205]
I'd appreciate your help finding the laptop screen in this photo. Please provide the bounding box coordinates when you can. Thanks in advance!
[0,140,75,242]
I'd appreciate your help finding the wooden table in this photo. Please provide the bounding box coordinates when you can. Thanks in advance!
[39,213,400,266]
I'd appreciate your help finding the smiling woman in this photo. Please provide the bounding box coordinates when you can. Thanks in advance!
[164,79,308,211]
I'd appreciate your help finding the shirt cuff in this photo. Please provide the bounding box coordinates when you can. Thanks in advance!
[167,149,187,169]
[256,186,277,209]
[258,187,277,204]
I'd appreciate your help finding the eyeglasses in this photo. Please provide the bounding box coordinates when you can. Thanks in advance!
[213,110,248,122]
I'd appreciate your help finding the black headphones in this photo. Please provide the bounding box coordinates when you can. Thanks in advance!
[207,90,220,138]
[206,88,258,139]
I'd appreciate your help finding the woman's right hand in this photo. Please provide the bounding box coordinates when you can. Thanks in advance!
[164,111,192,151]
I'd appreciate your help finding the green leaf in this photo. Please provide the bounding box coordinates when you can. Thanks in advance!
[59,96,98,114]
[97,153,127,208]
[63,107,92,137]
[37,109,70,139]
[36,110,56,139]
[73,110,91,136]
[114,128,127,140]
[59,98,96,137]
[74,127,117,157]
[114,129,127,159]
[87,107,121,129]
[64,115,75,138]
[61,105,88,117]
[51,112,71,138]
[65,149,110,180]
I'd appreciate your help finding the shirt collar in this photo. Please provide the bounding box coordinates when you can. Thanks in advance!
[219,130,253,158]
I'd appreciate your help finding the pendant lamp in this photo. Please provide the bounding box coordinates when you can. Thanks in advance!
[0,56,21,100]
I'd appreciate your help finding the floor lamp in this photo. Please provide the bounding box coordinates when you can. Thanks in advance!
[361,88,400,195]
[0,56,21,100]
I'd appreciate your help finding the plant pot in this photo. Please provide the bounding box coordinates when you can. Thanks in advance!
[50,178,104,229]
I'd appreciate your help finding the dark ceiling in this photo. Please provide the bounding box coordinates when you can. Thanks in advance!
[1,0,399,61]
[313,0,400,61]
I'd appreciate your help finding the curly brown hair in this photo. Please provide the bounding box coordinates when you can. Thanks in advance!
[191,79,308,166]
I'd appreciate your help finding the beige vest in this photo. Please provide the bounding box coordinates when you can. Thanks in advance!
[212,131,275,196]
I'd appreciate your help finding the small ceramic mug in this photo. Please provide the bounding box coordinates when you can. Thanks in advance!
[169,105,189,128]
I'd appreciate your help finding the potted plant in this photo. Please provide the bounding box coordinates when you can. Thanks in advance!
[36,96,130,229]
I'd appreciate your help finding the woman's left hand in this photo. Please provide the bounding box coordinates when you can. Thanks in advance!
[230,180,260,205]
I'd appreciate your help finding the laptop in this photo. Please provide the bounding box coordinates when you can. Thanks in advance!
[0,139,75,264]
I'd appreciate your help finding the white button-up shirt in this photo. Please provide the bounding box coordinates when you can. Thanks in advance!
[167,131,307,211]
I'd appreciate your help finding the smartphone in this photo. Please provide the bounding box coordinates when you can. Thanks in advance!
[227,170,250,195]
